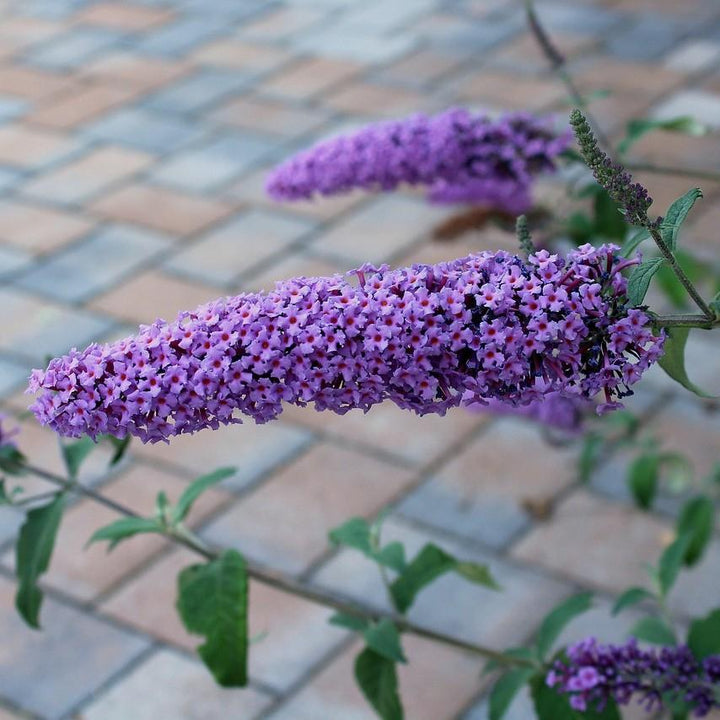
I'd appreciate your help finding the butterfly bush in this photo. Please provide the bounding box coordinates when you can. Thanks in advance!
[29,244,663,444]
[548,637,720,717]
[266,108,570,214]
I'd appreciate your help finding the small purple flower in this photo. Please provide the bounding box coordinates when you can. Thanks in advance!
[29,245,663,444]
[266,108,570,213]
[549,637,720,717]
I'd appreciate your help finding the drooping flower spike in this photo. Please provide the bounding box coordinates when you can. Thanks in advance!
[29,244,664,444]
[548,637,720,717]
[266,108,571,214]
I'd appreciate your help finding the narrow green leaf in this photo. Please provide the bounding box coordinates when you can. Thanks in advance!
[176,549,248,687]
[618,117,707,155]
[621,228,650,258]
[612,587,655,616]
[658,533,693,597]
[15,493,65,628]
[661,188,703,252]
[173,467,236,523]
[363,619,407,664]
[106,435,131,467]
[627,257,665,306]
[658,328,715,398]
[630,616,676,645]
[578,434,604,483]
[374,542,406,574]
[489,668,535,720]
[87,516,163,551]
[329,517,372,555]
[60,437,96,479]
[329,612,369,633]
[676,496,714,567]
[455,561,501,590]
[354,647,403,720]
[389,543,456,613]
[531,672,622,719]
[687,609,720,660]
[536,593,593,660]
[627,452,659,509]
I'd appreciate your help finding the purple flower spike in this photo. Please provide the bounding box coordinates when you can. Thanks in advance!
[266,108,570,213]
[29,244,663,444]
[549,637,720,717]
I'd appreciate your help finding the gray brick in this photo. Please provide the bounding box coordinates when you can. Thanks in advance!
[652,89,720,130]
[136,15,231,56]
[0,97,28,123]
[0,245,32,278]
[312,517,571,649]
[16,224,171,302]
[530,3,622,34]
[165,209,313,285]
[23,27,127,70]
[86,107,206,154]
[149,132,276,192]
[291,27,417,63]
[0,355,29,397]
[143,69,252,115]
[0,575,148,719]
[606,14,702,61]
[0,167,24,194]
[0,505,23,547]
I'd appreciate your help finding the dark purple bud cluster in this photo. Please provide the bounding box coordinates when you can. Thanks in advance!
[266,108,570,213]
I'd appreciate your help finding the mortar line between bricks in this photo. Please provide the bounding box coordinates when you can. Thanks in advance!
[0,692,42,720]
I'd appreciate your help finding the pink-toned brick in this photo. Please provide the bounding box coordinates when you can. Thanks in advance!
[451,71,566,110]
[80,52,192,92]
[262,57,362,100]
[89,183,234,236]
[192,40,291,73]
[0,125,74,168]
[0,65,73,100]
[324,80,440,117]
[76,3,176,31]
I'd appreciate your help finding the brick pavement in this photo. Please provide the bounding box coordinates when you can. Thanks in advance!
[1,0,720,718]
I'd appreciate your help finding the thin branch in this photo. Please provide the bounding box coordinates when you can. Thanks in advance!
[651,314,717,329]
[523,0,613,151]
[23,462,532,668]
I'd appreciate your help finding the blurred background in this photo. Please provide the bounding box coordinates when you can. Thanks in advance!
[1,0,720,718]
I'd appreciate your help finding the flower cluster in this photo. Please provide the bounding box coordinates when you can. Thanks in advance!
[29,244,664,444]
[266,108,570,213]
[548,637,720,717]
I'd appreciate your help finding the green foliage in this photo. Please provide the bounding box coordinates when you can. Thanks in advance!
[536,592,593,660]
[516,215,534,257]
[617,117,707,156]
[328,517,406,573]
[676,496,714,567]
[176,549,249,687]
[0,444,26,475]
[627,452,659,509]
[630,616,676,645]
[363,619,407,663]
[578,433,604,483]
[489,667,535,720]
[0,478,22,505]
[355,647,403,720]
[612,587,655,616]
[620,228,650,258]
[627,257,665,306]
[531,671,621,720]
[87,516,163,551]
[389,543,498,614]
[658,533,692,597]
[593,187,626,240]
[661,188,703,253]
[658,328,714,398]
[172,467,236,524]
[106,435,131,467]
[329,612,370,632]
[15,493,65,628]
[60,437,96,479]
[687,609,720,661]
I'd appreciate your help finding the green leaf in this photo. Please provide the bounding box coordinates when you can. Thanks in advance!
[329,517,373,555]
[661,188,703,252]
[60,437,96,479]
[536,593,593,660]
[627,452,659,509]
[658,328,715,398]
[389,544,498,614]
[531,672,622,720]
[612,587,655,616]
[87,516,163,551]
[658,533,693,597]
[627,257,665,306]
[374,542,406,573]
[630,616,676,645]
[363,619,407,663]
[329,612,369,633]
[578,434,604,483]
[354,647,403,720]
[618,116,708,155]
[106,435,131,467]
[489,667,535,720]
[621,228,650,258]
[176,549,248,687]
[15,493,65,628]
[676,496,714,566]
[687,609,720,660]
[0,479,22,505]
[594,189,627,240]
[173,467,236,524]
[0,444,26,475]
[455,561,501,590]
